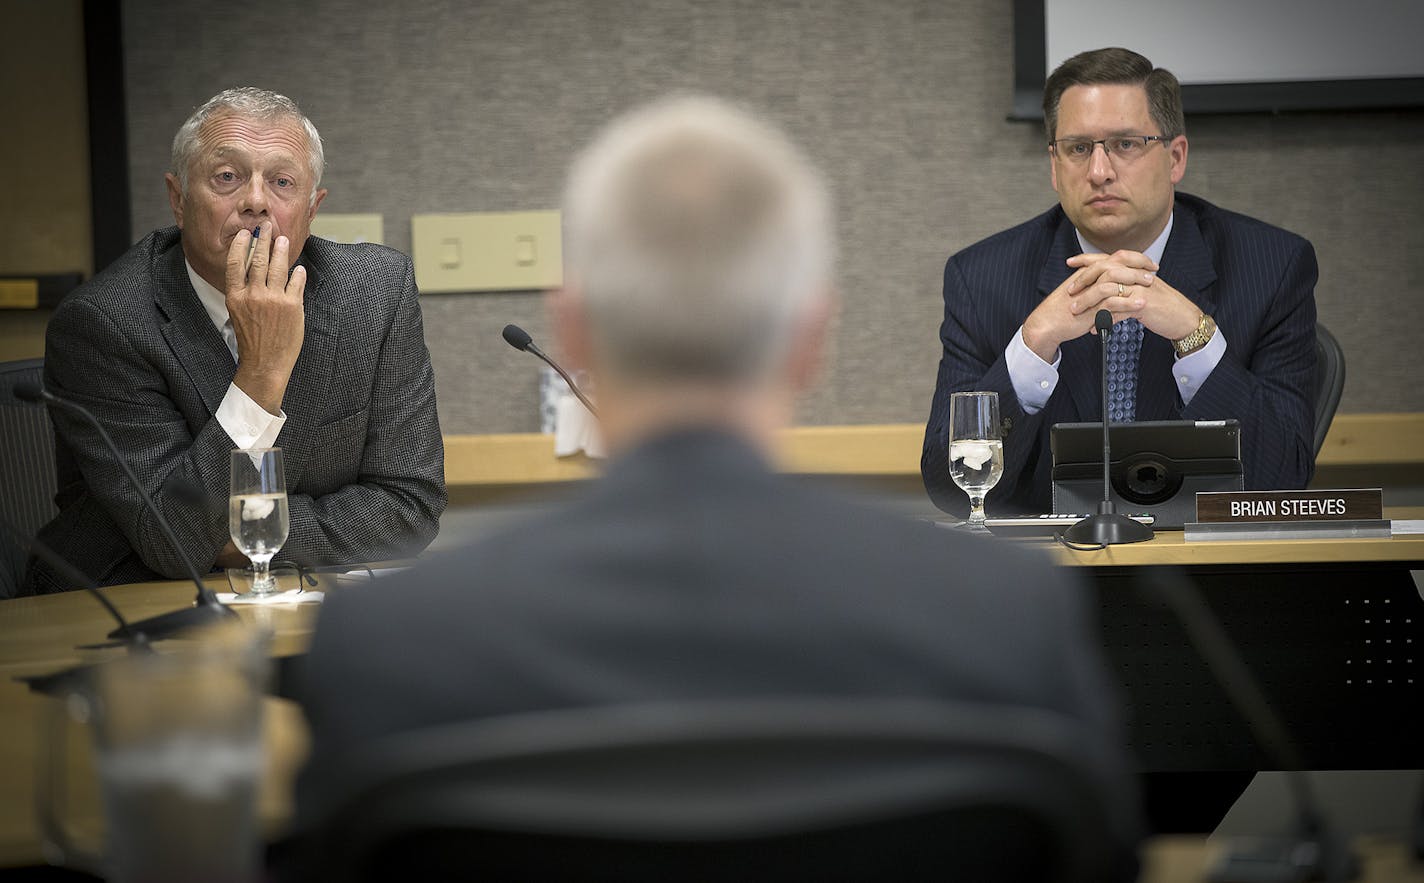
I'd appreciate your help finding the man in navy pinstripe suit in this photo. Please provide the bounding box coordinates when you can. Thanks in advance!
[922,48,1318,516]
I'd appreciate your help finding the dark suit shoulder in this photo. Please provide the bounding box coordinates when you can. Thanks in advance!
[1174,192,1312,253]
[368,457,1075,620]
[46,228,183,350]
[53,228,177,314]
[297,238,417,335]
[301,237,411,286]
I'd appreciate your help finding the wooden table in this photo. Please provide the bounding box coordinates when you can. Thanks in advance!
[1140,835,1424,883]
[1045,522,1424,569]
[3,524,1422,870]
[0,577,321,869]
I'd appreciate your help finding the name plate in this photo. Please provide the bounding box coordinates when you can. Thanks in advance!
[1195,488,1383,523]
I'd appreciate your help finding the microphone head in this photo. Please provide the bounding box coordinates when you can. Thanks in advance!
[1095,309,1113,335]
[502,324,533,352]
[13,381,45,403]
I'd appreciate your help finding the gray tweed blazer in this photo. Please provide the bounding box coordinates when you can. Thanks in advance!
[25,227,446,593]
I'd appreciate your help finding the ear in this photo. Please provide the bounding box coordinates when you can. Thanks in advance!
[786,289,835,394]
[307,188,328,222]
[1168,135,1188,185]
[165,173,185,228]
[549,284,592,372]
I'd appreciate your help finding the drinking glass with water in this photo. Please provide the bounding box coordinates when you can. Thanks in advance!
[38,622,270,883]
[948,391,1003,530]
[229,447,289,596]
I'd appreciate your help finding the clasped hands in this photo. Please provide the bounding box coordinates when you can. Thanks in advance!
[1021,250,1200,364]
[225,221,307,415]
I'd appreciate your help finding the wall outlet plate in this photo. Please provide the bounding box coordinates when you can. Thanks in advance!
[310,213,385,245]
[411,210,562,293]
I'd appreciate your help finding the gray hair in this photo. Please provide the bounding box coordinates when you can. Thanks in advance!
[170,87,325,203]
[563,96,833,386]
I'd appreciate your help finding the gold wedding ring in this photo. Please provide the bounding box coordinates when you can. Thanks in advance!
[1117,282,1125,296]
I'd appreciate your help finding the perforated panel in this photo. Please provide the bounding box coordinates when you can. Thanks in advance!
[1095,565,1424,772]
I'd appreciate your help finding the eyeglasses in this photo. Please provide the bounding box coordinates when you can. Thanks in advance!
[1050,135,1167,164]
[223,561,378,594]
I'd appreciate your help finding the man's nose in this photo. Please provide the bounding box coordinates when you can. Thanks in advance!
[1087,143,1115,185]
[239,177,269,214]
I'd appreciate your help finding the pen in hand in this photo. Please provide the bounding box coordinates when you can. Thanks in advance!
[242,226,261,274]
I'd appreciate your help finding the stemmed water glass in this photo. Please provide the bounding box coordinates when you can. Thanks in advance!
[948,391,1004,531]
[228,447,289,596]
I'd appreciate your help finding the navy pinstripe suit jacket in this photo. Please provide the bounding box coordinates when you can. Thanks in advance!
[26,228,446,593]
[921,193,1318,516]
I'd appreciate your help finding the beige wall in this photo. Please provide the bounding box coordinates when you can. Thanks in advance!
[0,0,89,360]
[27,0,1424,428]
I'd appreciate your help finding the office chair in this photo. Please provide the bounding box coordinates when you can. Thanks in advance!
[0,358,57,598]
[299,698,1134,883]
[1312,323,1346,458]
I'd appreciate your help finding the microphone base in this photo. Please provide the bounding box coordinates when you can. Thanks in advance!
[1063,512,1155,546]
[112,601,239,641]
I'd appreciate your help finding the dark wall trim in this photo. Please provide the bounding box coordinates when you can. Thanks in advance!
[1175,78,1424,116]
[1010,0,1047,123]
[1010,0,1424,122]
[83,0,131,274]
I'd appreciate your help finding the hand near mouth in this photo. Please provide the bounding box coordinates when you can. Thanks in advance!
[224,222,307,414]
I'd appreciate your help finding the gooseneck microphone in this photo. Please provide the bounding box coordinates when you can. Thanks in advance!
[15,382,238,639]
[501,324,599,419]
[0,514,147,649]
[1062,310,1154,546]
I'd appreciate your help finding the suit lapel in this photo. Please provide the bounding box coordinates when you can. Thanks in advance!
[154,240,235,418]
[1137,201,1219,420]
[273,248,339,489]
[1038,218,1102,420]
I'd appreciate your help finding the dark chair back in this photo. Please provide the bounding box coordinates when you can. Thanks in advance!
[300,698,1133,883]
[1312,323,1346,458]
[0,358,57,598]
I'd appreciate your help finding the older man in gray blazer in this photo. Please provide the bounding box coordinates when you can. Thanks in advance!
[25,87,445,594]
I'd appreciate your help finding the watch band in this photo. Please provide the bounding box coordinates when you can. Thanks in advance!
[1173,313,1215,357]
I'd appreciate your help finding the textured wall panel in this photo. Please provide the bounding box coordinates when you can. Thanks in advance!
[121,0,1424,432]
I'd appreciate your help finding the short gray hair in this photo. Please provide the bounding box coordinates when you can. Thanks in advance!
[563,96,833,385]
[170,87,325,202]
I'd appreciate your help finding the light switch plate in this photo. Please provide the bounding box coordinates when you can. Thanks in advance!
[310,212,385,245]
[411,210,562,293]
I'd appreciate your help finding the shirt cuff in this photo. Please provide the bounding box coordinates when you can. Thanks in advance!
[1171,325,1228,406]
[216,383,287,450]
[1006,326,1061,414]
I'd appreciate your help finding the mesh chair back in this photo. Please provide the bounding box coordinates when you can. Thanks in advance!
[0,359,57,598]
[303,698,1132,883]
[1312,324,1346,458]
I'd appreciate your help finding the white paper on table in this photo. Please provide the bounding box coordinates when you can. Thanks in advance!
[216,590,324,605]
[1390,520,1424,535]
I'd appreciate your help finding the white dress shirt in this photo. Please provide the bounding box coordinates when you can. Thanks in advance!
[184,260,288,450]
[1005,214,1226,414]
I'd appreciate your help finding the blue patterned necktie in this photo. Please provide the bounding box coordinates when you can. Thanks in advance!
[1105,317,1143,423]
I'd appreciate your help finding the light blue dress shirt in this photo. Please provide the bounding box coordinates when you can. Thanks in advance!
[1005,214,1226,414]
